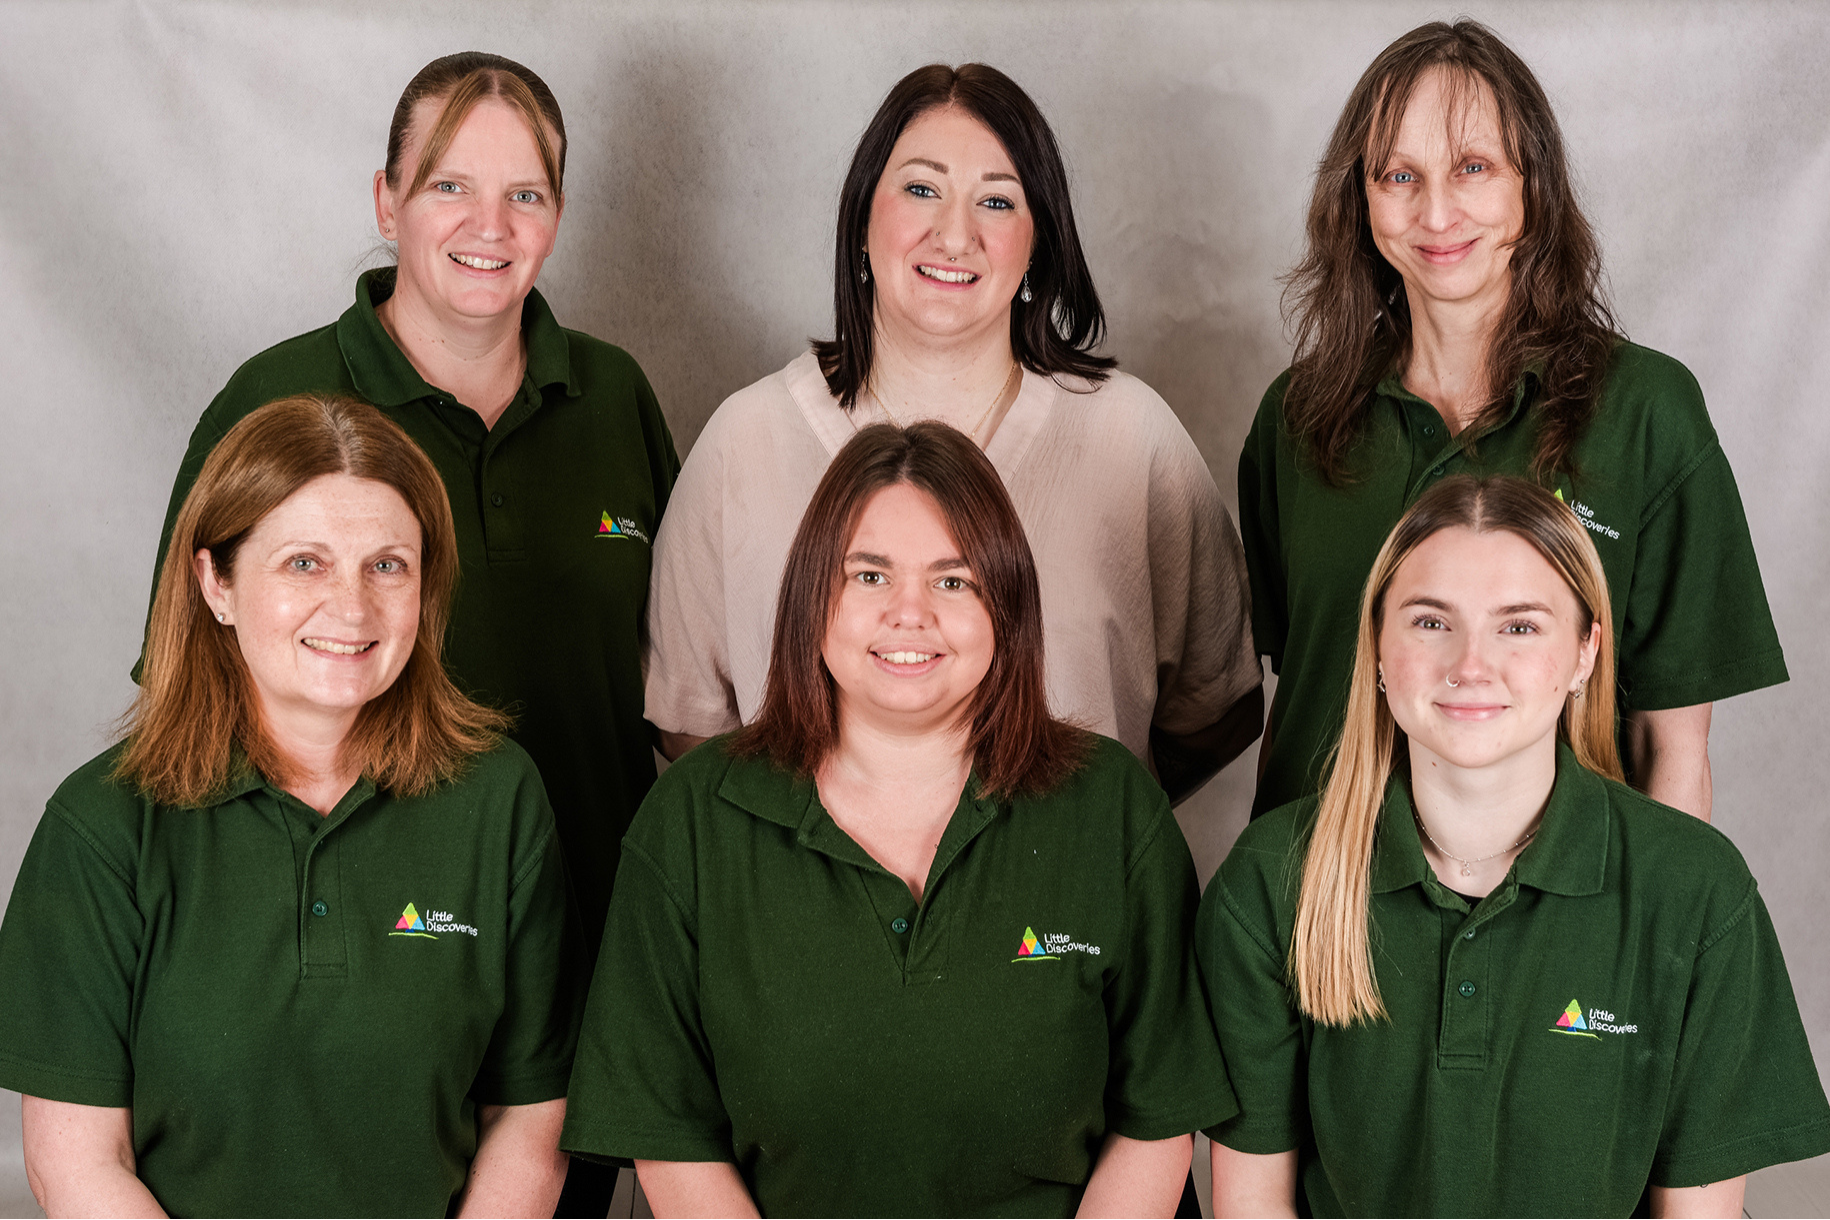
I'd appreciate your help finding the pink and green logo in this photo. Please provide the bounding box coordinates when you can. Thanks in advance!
[390,903,437,939]
[1550,998,1599,1039]
[1012,926,1057,963]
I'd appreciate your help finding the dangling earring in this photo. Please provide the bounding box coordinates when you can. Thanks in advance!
[1019,270,1033,303]
[1377,667,1386,693]
[859,251,871,285]
[1572,680,1586,699]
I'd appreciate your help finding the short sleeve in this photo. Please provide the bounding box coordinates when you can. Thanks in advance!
[0,803,143,1106]
[643,417,742,739]
[1651,882,1830,1186]
[1196,833,1309,1154]
[471,798,587,1106]
[1146,416,1261,736]
[1237,377,1291,672]
[1617,439,1788,711]
[560,842,734,1164]
[1102,801,1239,1140]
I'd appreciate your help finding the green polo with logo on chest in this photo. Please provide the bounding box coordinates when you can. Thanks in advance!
[1198,744,1830,1216]
[142,267,679,951]
[560,735,1236,1216]
[1240,343,1788,816]
[0,741,585,1217]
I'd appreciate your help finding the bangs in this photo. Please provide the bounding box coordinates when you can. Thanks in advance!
[1363,63,1525,183]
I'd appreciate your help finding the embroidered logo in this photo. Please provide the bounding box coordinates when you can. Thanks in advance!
[1013,926,1057,963]
[1551,998,1638,1038]
[595,512,651,543]
[388,902,480,939]
[1553,489,1620,541]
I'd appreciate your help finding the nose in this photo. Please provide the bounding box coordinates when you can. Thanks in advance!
[324,566,372,624]
[472,192,507,241]
[887,578,935,629]
[930,192,978,257]
[1445,631,1493,688]
[1418,177,1459,235]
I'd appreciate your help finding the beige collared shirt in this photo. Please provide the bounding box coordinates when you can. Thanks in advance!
[644,350,1258,761]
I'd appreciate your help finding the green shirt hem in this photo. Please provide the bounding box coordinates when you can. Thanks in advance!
[559,1118,733,1166]
[0,1049,132,1108]
[1653,1116,1830,1188]
[1620,647,1790,711]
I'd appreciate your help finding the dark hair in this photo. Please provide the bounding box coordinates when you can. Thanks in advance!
[385,52,567,200]
[117,395,508,806]
[813,63,1115,407]
[1281,20,1620,485]
[733,422,1090,797]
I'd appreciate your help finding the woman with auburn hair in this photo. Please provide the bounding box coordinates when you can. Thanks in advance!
[645,61,1262,809]
[140,57,676,1211]
[563,423,1233,1217]
[0,395,584,1217]
[1200,476,1828,1218]
[1242,19,1784,822]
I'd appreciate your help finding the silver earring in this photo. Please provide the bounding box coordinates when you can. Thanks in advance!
[1572,680,1586,699]
[216,612,226,623]
[1019,270,1033,303]
[1446,677,1460,688]
[859,251,870,285]
[1377,668,1386,693]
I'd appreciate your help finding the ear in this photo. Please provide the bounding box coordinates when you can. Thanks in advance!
[195,548,233,626]
[1573,619,1601,689]
[374,169,398,240]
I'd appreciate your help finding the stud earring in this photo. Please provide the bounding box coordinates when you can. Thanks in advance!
[859,251,870,285]
[1377,667,1386,693]
[1019,270,1033,303]
[1572,680,1586,699]
[216,612,226,623]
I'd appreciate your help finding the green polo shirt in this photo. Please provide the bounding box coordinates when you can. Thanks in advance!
[1198,745,1830,1216]
[560,735,1235,1217]
[0,740,584,1218]
[1240,343,1787,815]
[142,268,679,952]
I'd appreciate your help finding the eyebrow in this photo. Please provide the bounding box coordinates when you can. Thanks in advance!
[896,157,1020,186]
[1496,602,1555,615]
[1398,595,1555,616]
[843,552,970,572]
[1399,596,1454,612]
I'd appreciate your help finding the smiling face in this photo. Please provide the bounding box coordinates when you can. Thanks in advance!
[864,105,1035,349]
[1366,67,1525,316]
[375,96,563,325]
[1378,525,1598,775]
[822,482,995,739]
[197,473,423,750]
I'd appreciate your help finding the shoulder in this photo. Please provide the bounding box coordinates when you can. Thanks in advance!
[1043,370,1215,482]
[1242,369,1298,455]
[697,353,812,445]
[558,329,655,397]
[1205,796,1312,942]
[1022,735,1175,868]
[206,320,350,423]
[622,736,757,855]
[43,744,159,876]
[1605,779,1755,934]
[1590,342,1719,457]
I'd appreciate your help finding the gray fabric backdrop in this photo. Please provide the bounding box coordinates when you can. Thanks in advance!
[2,0,1826,1180]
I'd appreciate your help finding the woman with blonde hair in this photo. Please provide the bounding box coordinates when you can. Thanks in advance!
[1200,476,1828,1217]
[0,394,583,1217]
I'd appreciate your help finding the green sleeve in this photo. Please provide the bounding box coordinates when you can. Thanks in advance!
[559,842,734,1164]
[1617,435,1787,712]
[0,803,142,1106]
[1238,376,1291,671]
[1101,800,1239,1140]
[1651,882,1830,1186]
[1197,834,1308,1154]
[471,782,587,1105]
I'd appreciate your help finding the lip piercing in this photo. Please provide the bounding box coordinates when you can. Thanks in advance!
[1446,677,1460,687]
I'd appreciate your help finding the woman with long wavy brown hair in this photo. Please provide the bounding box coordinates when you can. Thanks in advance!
[0,395,583,1217]
[1240,19,1785,823]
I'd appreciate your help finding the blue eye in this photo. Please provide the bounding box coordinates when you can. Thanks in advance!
[1390,170,1415,185]
[374,559,402,575]
[289,557,318,573]
[511,190,540,204]
[1464,161,1487,175]
[981,196,1014,211]
[434,181,460,193]
[905,183,939,199]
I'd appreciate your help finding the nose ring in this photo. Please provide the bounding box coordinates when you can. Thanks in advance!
[1446,677,1460,688]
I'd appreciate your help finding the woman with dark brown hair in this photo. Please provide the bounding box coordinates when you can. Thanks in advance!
[563,423,1234,1217]
[645,62,1262,807]
[0,395,584,1217]
[1242,19,1785,822]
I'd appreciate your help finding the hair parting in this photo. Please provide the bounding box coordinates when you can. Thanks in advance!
[385,51,567,202]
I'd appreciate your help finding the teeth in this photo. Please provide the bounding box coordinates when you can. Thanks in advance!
[303,638,374,656]
[917,264,977,284]
[450,253,509,270]
[879,651,936,665]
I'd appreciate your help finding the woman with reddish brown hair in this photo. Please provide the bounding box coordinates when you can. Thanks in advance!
[1242,19,1785,823]
[562,422,1234,1217]
[0,395,584,1217]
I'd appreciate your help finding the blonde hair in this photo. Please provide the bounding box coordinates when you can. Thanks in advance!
[116,394,508,806]
[1292,476,1623,1026]
[386,53,566,201]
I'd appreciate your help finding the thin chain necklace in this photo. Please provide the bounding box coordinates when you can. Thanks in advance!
[867,360,1020,444]
[1413,809,1539,877]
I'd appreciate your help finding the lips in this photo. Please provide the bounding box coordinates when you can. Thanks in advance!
[449,252,510,271]
[302,637,377,656]
[916,264,978,284]
[1415,240,1477,265]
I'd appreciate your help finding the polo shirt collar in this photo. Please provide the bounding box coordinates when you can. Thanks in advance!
[1374,360,1545,431]
[1369,741,1610,898]
[333,268,578,408]
[214,750,379,829]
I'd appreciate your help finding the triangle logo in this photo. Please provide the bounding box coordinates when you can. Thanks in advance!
[1550,998,1599,1038]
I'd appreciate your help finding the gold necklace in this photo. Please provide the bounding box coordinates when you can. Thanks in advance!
[1413,809,1539,878]
[868,360,1020,444]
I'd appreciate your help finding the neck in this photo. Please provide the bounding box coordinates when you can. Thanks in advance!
[867,314,1019,440]
[824,708,974,795]
[375,271,527,429]
[1400,278,1509,434]
[264,702,362,817]
[1408,734,1557,896]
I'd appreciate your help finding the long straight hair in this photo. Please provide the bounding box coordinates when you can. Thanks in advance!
[1281,20,1620,485]
[1292,476,1623,1026]
[733,422,1089,797]
[117,394,508,806]
[813,63,1115,407]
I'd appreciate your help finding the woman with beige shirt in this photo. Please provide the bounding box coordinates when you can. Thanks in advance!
[646,62,1262,807]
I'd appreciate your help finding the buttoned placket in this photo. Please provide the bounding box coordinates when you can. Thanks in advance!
[268,781,377,981]
[1428,874,1520,1070]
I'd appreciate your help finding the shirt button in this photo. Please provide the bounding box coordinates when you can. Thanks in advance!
[490,492,505,507]
[1423,424,1436,436]
[890,917,909,934]
[1458,980,1477,997]
[1464,929,1476,940]
[311,901,329,917]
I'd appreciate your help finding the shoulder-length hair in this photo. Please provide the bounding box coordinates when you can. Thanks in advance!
[732,422,1089,797]
[1282,20,1620,485]
[1292,475,1623,1027]
[813,63,1115,407]
[385,51,567,201]
[116,394,508,807]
